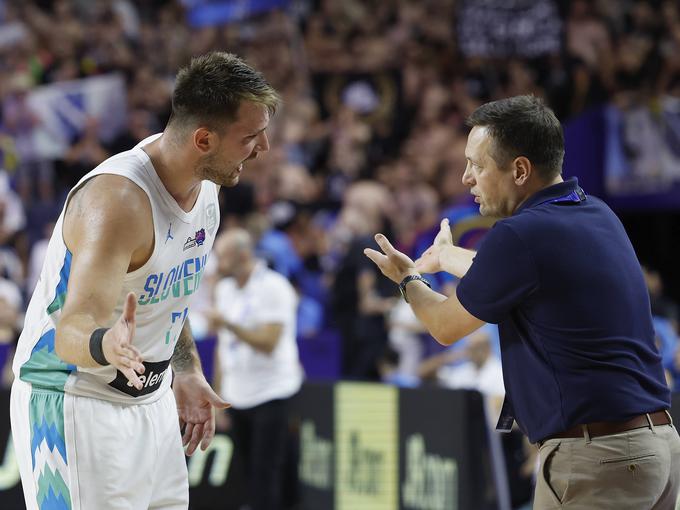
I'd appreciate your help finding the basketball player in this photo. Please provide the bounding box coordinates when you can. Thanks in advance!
[10,52,280,509]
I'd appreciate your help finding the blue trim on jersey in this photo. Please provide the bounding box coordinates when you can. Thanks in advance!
[32,330,76,371]
[19,329,76,390]
[55,249,72,300]
[47,250,72,315]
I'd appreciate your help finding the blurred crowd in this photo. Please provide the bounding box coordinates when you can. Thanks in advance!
[1,0,680,400]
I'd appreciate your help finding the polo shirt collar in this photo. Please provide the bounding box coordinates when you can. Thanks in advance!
[515,177,585,214]
[243,259,267,288]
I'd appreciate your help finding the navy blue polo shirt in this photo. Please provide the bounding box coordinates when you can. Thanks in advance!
[456,178,670,443]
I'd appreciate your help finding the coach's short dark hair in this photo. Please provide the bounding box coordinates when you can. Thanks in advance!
[466,95,564,179]
[169,52,280,131]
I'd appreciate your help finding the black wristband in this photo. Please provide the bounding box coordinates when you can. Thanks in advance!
[398,274,431,303]
[89,328,110,366]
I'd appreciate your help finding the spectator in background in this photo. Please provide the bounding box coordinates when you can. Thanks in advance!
[376,345,420,388]
[670,345,680,392]
[330,181,398,380]
[105,108,158,155]
[640,265,680,378]
[643,265,679,330]
[0,169,26,247]
[58,117,110,190]
[1,73,53,204]
[434,325,504,418]
[0,171,26,292]
[0,275,22,387]
[208,229,303,510]
[387,300,427,380]
[25,221,54,296]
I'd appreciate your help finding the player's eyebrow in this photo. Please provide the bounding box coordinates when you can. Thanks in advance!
[246,126,267,138]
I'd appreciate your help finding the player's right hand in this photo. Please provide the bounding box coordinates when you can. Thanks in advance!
[102,292,145,390]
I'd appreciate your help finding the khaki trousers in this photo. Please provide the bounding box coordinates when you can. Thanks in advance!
[534,420,680,509]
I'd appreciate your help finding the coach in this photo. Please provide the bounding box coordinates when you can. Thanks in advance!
[365,95,680,509]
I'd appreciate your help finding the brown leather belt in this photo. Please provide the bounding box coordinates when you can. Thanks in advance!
[540,410,672,444]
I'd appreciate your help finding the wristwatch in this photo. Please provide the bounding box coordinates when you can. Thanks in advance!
[398,274,431,303]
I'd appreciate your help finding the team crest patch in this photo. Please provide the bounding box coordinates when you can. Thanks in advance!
[184,228,206,251]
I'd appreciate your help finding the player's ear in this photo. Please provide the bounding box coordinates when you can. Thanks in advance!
[193,128,218,155]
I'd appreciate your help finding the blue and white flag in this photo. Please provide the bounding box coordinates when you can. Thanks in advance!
[25,73,127,159]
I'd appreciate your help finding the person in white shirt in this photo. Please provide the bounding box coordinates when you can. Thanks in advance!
[438,326,504,397]
[207,228,303,510]
[0,276,22,386]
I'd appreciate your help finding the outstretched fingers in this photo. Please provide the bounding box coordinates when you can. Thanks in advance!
[374,233,397,257]
[364,247,388,266]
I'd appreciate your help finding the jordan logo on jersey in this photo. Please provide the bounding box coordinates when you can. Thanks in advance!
[165,223,174,244]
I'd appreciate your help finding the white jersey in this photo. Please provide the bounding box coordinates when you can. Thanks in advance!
[215,261,303,408]
[13,134,220,404]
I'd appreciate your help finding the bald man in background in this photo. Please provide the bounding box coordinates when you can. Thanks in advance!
[207,229,303,510]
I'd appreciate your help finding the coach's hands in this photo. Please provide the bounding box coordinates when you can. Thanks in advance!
[173,372,231,456]
[364,233,419,284]
[415,218,453,274]
[102,292,145,390]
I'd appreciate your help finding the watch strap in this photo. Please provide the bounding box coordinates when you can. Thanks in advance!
[398,274,431,303]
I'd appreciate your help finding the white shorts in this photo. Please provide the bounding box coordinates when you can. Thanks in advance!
[10,379,188,510]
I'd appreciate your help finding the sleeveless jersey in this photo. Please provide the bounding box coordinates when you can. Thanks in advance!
[12,134,220,404]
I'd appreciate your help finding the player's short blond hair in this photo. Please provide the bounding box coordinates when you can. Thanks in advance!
[169,52,280,131]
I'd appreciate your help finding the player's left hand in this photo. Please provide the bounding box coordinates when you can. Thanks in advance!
[172,372,231,456]
[364,233,418,284]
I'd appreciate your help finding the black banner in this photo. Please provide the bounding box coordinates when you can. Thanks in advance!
[293,382,335,510]
[292,382,499,510]
[399,387,497,510]
[186,426,246,510]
